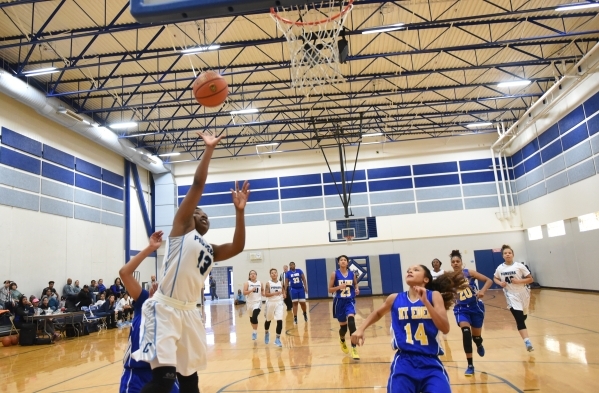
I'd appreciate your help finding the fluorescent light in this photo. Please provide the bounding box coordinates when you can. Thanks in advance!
[121,132,155,138]
[230,108,259,115]
[109,122,138,129]
[181,44,221,55]
[256,143,279,147]
[556,2,599,11]
[158,152,181,157]
[497,80,531,88]
[466,122,493,128]
[82,120,90,125]
[362,132,383,138]
[362,23,405,35]
[23,67,58,76]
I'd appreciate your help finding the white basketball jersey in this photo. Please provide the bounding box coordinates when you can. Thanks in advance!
[158,230,214,302]
[494,262,530,293]
[267,280,283,303]
[247,280,262,303]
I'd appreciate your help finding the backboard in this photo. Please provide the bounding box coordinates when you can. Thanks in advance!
[130,0,309,23]
[329,217,369,242]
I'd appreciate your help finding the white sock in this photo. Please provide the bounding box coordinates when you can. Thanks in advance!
[253,329,257,333]
[524,338,531,344]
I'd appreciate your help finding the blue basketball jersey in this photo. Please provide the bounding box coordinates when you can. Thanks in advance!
[334,269,355,299]
[455,269,479,307]
[390,290,443,356]
[124,289,150,369]
[286,269,304,289]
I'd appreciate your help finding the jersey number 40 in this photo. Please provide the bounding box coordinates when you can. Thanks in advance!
[197,250,213,275]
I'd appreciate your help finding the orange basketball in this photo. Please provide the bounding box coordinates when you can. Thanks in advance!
[2,336,11,347]
[10,335,18,345]
[193,71,228,107]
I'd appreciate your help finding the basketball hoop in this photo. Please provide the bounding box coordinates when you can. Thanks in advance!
[344,235,354,245]
[271,0,353,96]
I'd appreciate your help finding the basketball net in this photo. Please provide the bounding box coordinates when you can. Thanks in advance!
[271,0,353,97]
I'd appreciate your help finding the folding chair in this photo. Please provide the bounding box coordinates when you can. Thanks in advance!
[89,305,107,330]
[9,315,19,336]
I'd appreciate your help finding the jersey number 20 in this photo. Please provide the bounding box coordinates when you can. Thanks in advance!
[197,250,213,275]
[404,323,429,346]
[458,287,473,301]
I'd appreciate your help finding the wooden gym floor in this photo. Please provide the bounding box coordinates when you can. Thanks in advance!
[1,288,598,392]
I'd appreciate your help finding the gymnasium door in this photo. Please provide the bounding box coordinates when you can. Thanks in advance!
[339,255,373,296]
[379,254,403,295]
[306,259,329,299]
[474,249,504,289]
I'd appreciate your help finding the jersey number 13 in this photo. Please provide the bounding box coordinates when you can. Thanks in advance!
[197,250,213,275]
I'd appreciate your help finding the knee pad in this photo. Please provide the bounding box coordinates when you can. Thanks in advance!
[339,324,348,338]
[472,335,483,347]
[510,308,527,330]
[264,320,271,331]
[461,326,473,354]
[276,320,283,335]
[250,309,260,324]
[347,316,356,335]
[140,366,176,393]
[177,372,199,393]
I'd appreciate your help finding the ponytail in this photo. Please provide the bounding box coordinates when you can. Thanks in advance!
[420,265,468,310]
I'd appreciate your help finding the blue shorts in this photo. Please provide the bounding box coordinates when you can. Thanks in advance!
[454,301,485,329]
[289,287,306,302]
[388,352,451,393]
[120,368,179,393]
[332,298,356,322]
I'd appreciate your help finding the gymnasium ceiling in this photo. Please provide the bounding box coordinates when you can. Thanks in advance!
[1,0,599,162]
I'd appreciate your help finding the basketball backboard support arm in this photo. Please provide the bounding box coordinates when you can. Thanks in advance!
[314,114,363,218]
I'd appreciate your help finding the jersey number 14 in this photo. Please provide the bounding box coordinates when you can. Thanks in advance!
[197,250,213,275]
[404,323,429,346]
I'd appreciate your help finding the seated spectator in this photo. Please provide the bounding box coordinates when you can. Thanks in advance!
[41,289,59,311]
[63,278,76,297]
[33,298,60,341]
[41,281,58,299]
[59,296,66,310]
[14,295,33,328]
[235,289,246,305]
[10,282,21,300]
[73,280,82,294]
[40,297,52,312]
[1,280,13,310]
[94,293,106,307]
[116,293,133,324]
[99,294,117,329]
[110,278,125,298]
[97,279,106,294]
[89,280,99,302]
[76,285,93,309]
[29,295,37,304]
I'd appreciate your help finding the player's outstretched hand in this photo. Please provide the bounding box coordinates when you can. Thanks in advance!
[197,131,223,148]
[351,330,365,346]
[231,180,250,211]
[149,231,163,251]
[414,286,427,303]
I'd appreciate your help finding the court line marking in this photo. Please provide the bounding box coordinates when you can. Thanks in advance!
[32,359,122,393]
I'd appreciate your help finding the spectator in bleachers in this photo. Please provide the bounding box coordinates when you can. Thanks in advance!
[59,296,66,309]
[33,298,60,341]
[41,281,58,299]
[110,278,124,297]
[31,298,41,315]
[10,282,21,300]
[100,294,117,329]
[40,297,51,312]
[0,280,13,310]
[41,289,59,311]
[95,293,106,307]
[89,280,99,302]
[63,278,76,297]
[73,280,82,294]
[14,295,33,329]
[29,295,36,304]
[77,285,93,309]
[97,278,106,294]
[116,293,133,325]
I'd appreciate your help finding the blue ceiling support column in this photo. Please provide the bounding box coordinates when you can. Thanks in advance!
[131,162,153,238]
[124,160,131,263]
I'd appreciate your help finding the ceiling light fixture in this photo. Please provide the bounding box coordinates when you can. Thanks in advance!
[466,122,493,128]
[120,132,154,138]
[362,23,405,35]
[158,152,181,157]
[362,132,384,138]
[181,44,221,55]
[109,122,138,129]
[23,67,58,76]
[230,108,259,115]
[256,142,279,147]
[555,2,599,11]
[497,80,531,88]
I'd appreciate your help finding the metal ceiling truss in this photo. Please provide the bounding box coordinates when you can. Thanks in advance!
[0,0,598,159]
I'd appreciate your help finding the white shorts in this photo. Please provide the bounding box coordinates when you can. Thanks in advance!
[265,300,284,321]
[247,301,261,312]
[504,289,530,314]
[132,297,206,376]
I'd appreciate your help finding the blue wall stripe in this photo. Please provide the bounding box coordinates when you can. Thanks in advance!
[414,174,460,188]
[0,147,41,175]
[246,177,278,189]
[561,123,589,151]
[367,165,411,179]
[521,138,539,159]
[541,139,563,163]
[1,127,42,157]
[459,158,492,172]
[514,163,525,179]
[558,105,585,134]
[280,185,322,199]
[202,181,232,194]
[324,182,367,195]
[368,178,413,192]
[588,114,599,136]
[42,145,75,168]
[279,173,321,187]
[42,162,74,185]
[584,91,599,117]
[512,150,523,166]
[460,171,496,184]
[102,169,124,187]
[523,153,542,173]
[75,173,101,194]
[538,124,560,149]
[413,161,458,175]
[76,158,102,179]
[103,182,124,200]
[323,170,366,183]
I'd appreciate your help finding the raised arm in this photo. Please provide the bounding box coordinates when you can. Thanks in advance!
[470,270,493,298]
[351,294,397,346]
[212,181,250,262]
[171,133,222,237]
[119,231,163,301]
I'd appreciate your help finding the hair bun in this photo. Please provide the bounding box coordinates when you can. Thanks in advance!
[450,249,461,257]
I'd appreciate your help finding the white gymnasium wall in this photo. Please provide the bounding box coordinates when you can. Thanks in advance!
[0,92,143,297]
[172,133,527,294]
